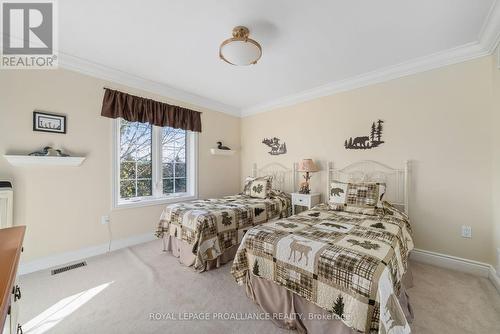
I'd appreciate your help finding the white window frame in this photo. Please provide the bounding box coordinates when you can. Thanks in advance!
[112,119,198,209]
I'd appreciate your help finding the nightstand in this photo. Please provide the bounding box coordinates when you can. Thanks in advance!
[291,192,321,215]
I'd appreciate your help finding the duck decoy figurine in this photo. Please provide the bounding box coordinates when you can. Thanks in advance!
[29,146,70,157]
[216,142,231,150]
[29,146,51,156]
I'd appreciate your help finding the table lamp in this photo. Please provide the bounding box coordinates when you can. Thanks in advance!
[297,159,319,194]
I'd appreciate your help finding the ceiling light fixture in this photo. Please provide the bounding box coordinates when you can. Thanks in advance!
[219,26,262,66]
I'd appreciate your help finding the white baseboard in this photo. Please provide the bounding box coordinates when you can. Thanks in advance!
[19,232,156,276]
[411,248,491,277]
[411,248,500,294]
[489,267,500,293]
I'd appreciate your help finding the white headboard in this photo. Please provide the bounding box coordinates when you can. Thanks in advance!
[327,160,410,214]
[252,163,296,193]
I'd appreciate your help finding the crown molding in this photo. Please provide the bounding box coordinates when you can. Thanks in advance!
[479,0,500,53]
[241,0,500,117]
[57,1,500,119]
[58,52,241,117]
[240,42,489,117]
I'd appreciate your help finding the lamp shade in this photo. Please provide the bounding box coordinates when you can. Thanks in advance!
[297,159,319,172]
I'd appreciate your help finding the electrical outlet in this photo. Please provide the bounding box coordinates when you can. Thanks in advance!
[101,215,110,225]
[461,225,472,238]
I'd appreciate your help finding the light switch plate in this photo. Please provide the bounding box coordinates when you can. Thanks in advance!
[101,215,110,225]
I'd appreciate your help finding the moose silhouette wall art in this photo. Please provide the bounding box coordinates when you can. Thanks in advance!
[344,119,385,150]
[262,137,287,155]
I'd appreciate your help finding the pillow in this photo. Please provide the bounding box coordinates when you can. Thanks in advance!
[243,176,273,198]
[329,181,386,215]
[250,179,268,198]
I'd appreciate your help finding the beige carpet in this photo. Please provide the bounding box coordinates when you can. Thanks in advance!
[18,240,500,334]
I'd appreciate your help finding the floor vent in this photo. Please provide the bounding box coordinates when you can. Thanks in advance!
[51,261,87,275]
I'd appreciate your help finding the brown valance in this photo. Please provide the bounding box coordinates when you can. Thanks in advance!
[101,88,202,132]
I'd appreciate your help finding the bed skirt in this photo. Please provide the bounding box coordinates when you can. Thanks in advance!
[162,235,238,271]
[245,270,414,334]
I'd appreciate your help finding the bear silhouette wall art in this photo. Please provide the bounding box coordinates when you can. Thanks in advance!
[344,119,385,150]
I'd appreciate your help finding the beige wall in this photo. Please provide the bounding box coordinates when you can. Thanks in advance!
[492,47,500,273]
[1,54,498,269]
[0,69,240,262]
[241,56,496,265]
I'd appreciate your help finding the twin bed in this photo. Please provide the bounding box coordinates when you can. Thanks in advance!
[155,163,295,270]
[155,161,414,334]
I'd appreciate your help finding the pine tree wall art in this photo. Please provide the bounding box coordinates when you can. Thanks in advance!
[345,119,385,150]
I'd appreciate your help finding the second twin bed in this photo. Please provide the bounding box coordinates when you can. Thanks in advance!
[154,161,414,334]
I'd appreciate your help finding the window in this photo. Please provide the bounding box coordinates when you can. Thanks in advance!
[119,121,153,199]
[161,127,187,194]
[114,119,197,208]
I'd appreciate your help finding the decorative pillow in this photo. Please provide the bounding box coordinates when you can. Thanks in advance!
[250,179,268,198]
[243,176,273,198]
[329,181,386,215]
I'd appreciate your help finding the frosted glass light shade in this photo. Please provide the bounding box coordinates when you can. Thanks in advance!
[220,40,262,66]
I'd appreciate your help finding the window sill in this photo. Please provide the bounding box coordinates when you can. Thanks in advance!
[113,195,197,210]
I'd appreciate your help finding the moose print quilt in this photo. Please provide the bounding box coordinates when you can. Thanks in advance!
[155,192,291,270]
[231,202,414,334]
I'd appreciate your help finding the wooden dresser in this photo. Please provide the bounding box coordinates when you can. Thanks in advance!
[1,226,25,334]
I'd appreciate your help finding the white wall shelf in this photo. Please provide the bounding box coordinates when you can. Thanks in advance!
[3,155,86,167]
[210,149,236,156]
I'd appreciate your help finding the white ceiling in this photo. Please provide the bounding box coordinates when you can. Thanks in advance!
[58,0,500,116]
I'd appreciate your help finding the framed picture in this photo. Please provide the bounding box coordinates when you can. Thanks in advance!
[33,111,67,134]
